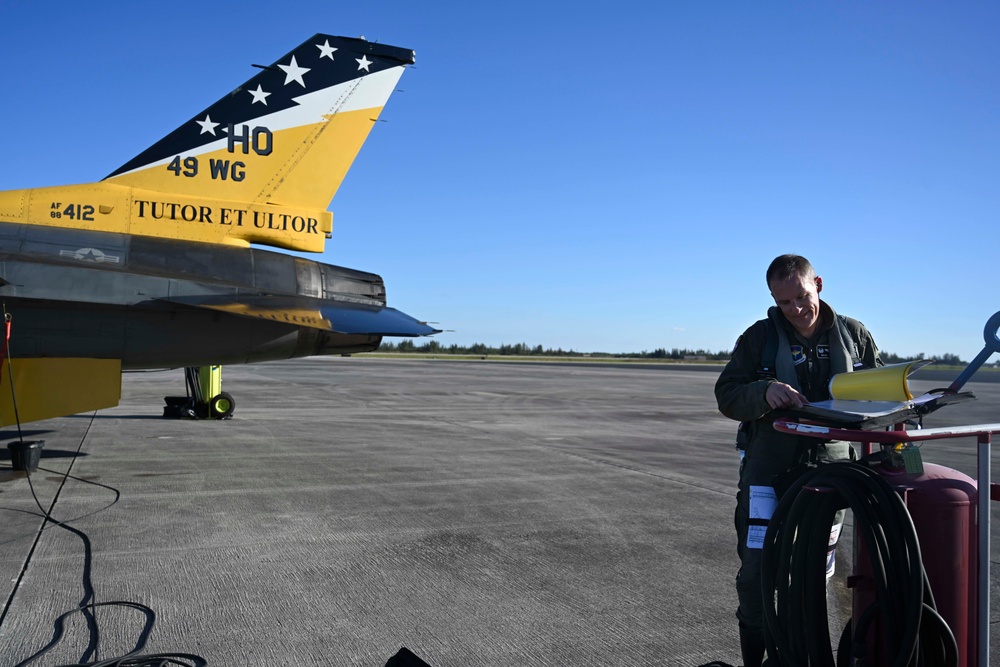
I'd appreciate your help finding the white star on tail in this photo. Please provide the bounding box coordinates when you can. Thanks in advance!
[356,55,372,72]
[316,40,338,60]
[278,55,310,87]
[248,84,271,105]
[196,114,220,135]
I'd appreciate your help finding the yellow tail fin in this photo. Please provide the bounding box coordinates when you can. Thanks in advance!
[0,35,413,253]
[105,35,414,211]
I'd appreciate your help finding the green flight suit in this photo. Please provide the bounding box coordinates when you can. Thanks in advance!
[715,300,881,658]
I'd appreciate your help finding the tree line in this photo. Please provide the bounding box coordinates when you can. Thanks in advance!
[380,340,730,360]
[376,341,978,366]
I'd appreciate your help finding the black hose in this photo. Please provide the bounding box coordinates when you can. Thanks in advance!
[760,461,959,667]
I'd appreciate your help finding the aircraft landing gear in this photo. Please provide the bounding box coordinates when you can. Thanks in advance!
[163,366,235,420]
[207,391,235,419]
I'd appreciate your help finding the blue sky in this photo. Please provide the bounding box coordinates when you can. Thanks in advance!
[1,1,998,362]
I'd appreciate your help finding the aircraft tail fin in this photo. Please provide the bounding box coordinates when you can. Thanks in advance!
[104,35,414,212]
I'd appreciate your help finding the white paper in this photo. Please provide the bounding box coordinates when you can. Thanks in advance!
[746,485,777,549]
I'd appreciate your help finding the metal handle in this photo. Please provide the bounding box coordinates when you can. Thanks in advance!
[947,310,1000,393]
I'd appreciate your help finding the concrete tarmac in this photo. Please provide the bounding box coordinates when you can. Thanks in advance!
[0,358,998,666]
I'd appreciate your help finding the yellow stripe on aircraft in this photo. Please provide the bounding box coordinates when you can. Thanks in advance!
[103,107,385,211]
[3,183,334,252]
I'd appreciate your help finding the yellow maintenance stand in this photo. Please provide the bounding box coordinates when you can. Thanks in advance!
[163,365,235,419]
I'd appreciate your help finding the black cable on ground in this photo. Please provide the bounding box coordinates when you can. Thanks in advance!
[16,601,206,667]
[760,461,959,667]
[4,423,208,666]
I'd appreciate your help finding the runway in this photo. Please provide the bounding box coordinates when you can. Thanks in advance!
[0,358,998,666]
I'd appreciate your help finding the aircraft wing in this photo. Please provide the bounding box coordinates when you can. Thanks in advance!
[0,358,121,426]
[160,294,440,337]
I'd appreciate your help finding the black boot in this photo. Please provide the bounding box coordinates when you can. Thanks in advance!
[739,625,766,667]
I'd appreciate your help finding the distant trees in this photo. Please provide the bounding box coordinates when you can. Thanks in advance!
[375,341,973,365]
[936,353,965,366]
[880,351,966,366]
[375,340,733,360]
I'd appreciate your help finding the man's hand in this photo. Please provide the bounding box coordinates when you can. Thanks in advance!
[766,381,809,409]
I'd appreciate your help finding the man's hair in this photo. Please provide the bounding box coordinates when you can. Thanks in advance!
[766,254,815,286]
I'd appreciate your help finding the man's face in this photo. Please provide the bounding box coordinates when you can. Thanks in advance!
[769,272,823,338]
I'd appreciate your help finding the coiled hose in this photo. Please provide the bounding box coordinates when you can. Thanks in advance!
[760,461,959,667]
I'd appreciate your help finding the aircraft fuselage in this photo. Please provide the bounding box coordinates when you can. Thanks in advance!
[0,221,385,368]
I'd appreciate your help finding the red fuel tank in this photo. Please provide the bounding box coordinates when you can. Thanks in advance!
[851,462,978,666]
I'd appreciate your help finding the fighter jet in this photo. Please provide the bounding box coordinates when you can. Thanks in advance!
[0,34,437,425]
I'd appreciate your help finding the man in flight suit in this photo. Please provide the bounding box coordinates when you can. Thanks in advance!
[715,254,881,667]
